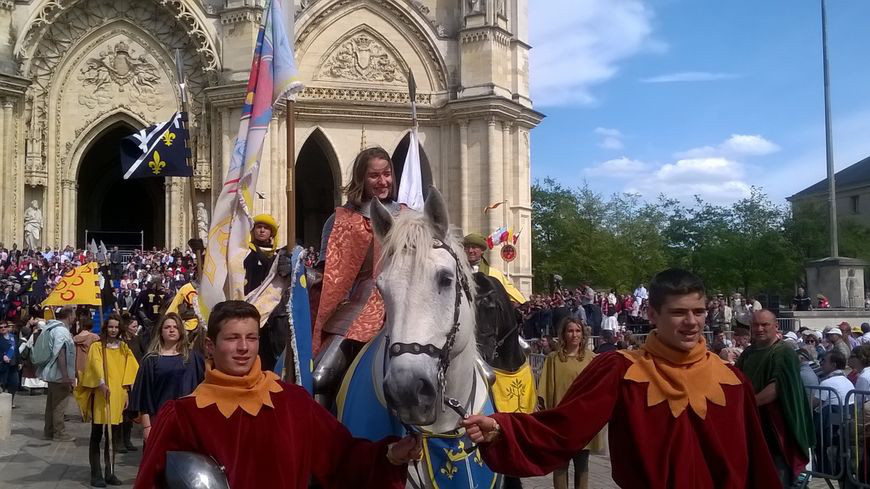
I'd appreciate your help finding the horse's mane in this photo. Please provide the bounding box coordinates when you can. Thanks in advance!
[379,211,475,301]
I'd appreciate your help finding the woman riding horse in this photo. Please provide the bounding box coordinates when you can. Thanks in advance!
[311,147,403,407]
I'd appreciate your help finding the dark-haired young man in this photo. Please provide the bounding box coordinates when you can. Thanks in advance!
[135,300,419,489]
[462,268,780,488]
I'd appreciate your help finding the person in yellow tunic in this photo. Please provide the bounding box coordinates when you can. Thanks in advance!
[538,317,605,489]
[75,313,139,487]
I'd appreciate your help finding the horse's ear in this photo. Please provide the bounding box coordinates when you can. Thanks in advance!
[371,198,394,239]
[424,186,449,241]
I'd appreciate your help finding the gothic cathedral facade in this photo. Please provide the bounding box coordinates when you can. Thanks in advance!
[0,0,541,295]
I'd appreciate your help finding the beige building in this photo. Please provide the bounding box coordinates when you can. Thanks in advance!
[0,0,541,296]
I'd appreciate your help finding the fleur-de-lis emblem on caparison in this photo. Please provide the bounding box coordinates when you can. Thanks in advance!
[162,130,176,146]
[149,151,166,175]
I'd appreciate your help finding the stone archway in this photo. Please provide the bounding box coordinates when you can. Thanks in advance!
[295,130,340,249]
[392,131,433,196]
[76,123,165,248]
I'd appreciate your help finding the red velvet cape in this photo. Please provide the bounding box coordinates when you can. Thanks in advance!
[481,352,781,489]
[134,381,406,489]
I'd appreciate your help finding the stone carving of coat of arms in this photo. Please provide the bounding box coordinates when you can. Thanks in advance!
[77,41,164,110]
[318,33,406,85]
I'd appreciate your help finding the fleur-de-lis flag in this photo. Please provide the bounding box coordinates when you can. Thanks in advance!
[120,111,192,179]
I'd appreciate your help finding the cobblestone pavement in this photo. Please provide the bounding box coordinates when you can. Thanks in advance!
[0,390,833,488]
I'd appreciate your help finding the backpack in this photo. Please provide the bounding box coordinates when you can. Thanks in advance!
[31,321,62,368]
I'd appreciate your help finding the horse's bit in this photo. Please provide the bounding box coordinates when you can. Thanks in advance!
[386,238,473,405]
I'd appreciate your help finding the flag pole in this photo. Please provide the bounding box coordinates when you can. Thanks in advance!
[97,306,114,477]
[283,98,297,385]
[821,0,839,258]
[408,70,418,130]
[503,199,510,280]
[175,49,203,281]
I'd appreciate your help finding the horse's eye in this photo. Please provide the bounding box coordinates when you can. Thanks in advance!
[437,270,453,289]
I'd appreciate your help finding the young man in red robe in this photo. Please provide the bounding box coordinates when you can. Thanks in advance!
[135,300,420,489]
[463,268,781,489]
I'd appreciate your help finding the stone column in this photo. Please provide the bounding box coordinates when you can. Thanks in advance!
[165,179,172,248]
[502,120,513,223]
[221,109,231,180]
[1,99,13,245]
[61,180,73,246]
[0,98,7,244]
[72,182,79,246]
[487,118,502,236]
[458,120,469,232]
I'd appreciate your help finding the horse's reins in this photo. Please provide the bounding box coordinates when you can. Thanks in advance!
[386,238,472,409]
[383,237,482,486]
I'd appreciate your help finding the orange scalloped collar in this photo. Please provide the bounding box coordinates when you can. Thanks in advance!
[618,331,740,419]
[192,357,283,418]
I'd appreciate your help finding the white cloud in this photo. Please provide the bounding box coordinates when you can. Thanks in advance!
[675,134,780,159]
[529,0,663,107]
[626,158,752,203]
[585,157,648,177]
[640,71,741,83]
[584,133,780,203]
[594,127,624,150]
[720,134,780,156]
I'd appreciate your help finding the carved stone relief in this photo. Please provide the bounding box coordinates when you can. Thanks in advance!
[317,31,407,85]
[77,41,164,111]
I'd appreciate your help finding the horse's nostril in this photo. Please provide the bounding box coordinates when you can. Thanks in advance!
[415,378,437,402]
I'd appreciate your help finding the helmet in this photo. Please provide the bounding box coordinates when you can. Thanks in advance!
[252,214,278,237]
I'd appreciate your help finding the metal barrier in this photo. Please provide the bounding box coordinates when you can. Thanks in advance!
[778,317,801,333]
[844,390,870,488]
[801,385,847,488]
[530,353,545,384]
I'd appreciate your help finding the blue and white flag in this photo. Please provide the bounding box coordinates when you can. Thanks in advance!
[120,111,192,179]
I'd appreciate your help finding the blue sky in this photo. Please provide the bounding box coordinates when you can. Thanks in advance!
[528,0,870,204]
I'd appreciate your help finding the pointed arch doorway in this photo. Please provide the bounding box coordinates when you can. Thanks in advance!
[295,130,340,249]
[77,123,166,248]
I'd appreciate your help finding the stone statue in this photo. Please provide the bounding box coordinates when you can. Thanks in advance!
[23,200,43,251]
[196,202,209,244]
[467,0,485,14]
[847,268,863,309]
[496,0,506,17]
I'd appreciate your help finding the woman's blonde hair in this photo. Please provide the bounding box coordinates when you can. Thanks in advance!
[343,147,396,206]
[147,312,191,362]
[556,316,589,363]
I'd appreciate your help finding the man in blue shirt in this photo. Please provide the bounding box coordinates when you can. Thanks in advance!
[37,306,76,442]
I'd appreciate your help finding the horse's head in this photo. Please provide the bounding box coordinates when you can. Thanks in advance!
[372,188,476,427]
[473,272,526,370]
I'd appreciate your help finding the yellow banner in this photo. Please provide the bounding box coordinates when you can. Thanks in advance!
[42,262,101,307]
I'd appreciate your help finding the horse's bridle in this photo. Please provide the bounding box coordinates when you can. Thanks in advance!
[386,238,472,402]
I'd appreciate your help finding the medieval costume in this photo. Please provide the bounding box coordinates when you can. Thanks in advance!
[314,200,402,352]
[243,214,291,372]
[312,200,401,405]
[479,332,781,488]
[538,351,605,453]
[736,339,815,484]
[126,350,205,421]
[134,357,407,489]
[75,340,139,486]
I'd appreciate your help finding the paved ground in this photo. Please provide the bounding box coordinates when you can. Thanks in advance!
[0,390,831,489]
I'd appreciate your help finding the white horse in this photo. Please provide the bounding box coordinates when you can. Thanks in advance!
[337,188,499,489]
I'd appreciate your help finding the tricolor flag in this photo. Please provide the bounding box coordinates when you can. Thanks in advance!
[486,226,510,249]
[199,0,303,317]
[120,112,192,179]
